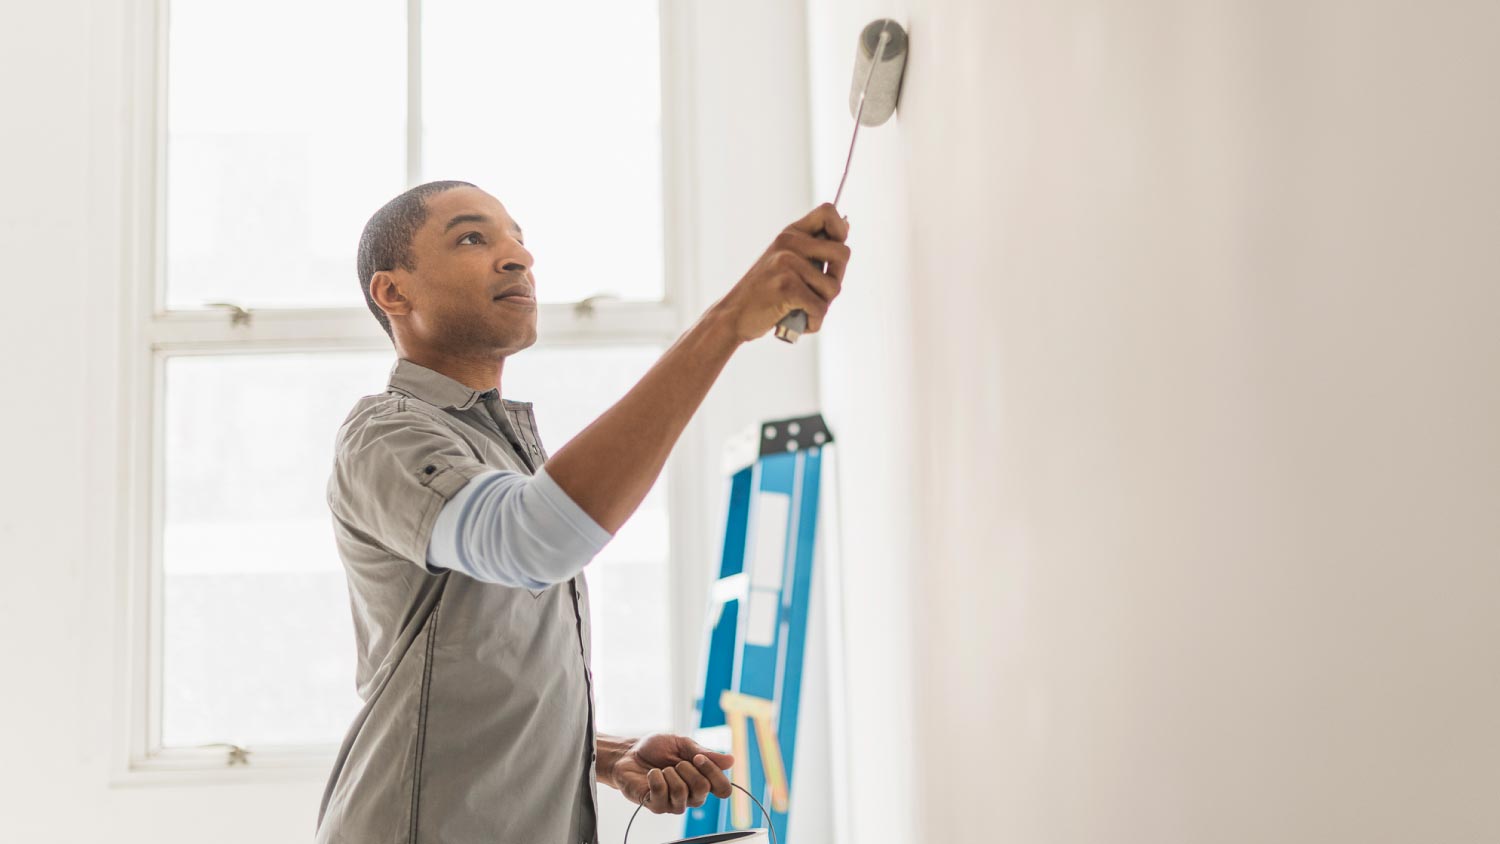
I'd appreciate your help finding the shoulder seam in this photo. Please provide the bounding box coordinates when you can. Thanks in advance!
[370,395,415,419]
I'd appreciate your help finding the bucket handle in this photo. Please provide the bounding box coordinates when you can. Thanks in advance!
[623,782,779,844]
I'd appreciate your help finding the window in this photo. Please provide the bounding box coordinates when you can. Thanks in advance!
[128,0,685,773]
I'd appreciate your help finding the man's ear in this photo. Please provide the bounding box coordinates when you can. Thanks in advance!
[370,270,412,319]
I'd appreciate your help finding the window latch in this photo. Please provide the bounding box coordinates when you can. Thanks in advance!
[205,301,253,327]
[194,742,253,766]
[573,293,620,319]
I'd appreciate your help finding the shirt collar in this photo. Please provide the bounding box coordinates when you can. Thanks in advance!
[387,358,500,411]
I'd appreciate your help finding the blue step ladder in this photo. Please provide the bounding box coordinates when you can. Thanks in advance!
[685,414,834,842]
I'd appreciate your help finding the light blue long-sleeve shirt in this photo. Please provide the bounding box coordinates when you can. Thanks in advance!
[424,465,613,589]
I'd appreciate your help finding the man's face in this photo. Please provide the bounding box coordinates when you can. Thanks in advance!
[387,186,538,357]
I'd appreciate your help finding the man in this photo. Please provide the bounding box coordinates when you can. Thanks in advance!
[316,180,850,843]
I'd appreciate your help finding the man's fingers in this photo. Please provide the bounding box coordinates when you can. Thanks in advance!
[646,768,672,813]
[785,258,837,333]
[662,767,690,814]
[693,754,734,799]
[786,254,837,304]
[782,229,851,282]
[786,202,849,242]
[674,760,713,807]
[703,751,735,770]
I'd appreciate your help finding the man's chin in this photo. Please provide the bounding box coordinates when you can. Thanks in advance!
[496,323,538,355]
[509,329,538,354]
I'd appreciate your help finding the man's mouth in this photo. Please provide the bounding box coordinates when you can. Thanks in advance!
[493,282,535,304]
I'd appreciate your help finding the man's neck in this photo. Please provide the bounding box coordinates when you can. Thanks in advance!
[399,347,506,394]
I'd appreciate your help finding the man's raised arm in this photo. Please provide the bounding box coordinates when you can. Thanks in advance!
[543,204,850,534]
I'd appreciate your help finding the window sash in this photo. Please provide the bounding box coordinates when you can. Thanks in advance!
[159,0,675,315]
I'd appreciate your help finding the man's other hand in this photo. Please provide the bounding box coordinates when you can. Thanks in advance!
[612,733,735,815]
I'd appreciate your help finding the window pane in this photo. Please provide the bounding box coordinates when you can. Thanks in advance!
[160,347,671,745]
[164,0,406,311]
[160,352,395,747]
[504,345,671,733]
[423,0,665,304]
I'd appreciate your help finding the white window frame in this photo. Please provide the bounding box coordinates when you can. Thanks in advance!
[111,0,705,784]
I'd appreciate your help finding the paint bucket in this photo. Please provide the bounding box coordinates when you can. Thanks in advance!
[655,833,768,843]
[622,783,776,844]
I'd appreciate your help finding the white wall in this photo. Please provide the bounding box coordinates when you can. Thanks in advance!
[805,3,919,844]
[812,0,1500,842]
[0,0,823,841]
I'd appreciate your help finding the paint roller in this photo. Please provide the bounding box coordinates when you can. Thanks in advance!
[774,18,910,344]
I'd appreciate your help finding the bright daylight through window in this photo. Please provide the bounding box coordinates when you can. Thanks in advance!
[156,0,671,754]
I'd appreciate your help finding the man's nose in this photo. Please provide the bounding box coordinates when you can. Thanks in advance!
[497,243,533,273]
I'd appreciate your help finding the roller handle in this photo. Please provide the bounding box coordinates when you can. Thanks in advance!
[772,229,832,344]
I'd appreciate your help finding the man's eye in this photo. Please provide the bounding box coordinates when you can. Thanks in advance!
[458,232,484,245]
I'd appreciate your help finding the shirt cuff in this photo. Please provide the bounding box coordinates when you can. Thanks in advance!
[530,464,614,548]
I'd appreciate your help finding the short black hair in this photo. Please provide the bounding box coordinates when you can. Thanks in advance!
[356,180,477,341]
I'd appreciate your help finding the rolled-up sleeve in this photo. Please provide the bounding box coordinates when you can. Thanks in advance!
[328,406,494,568]
[425,466,613,588]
